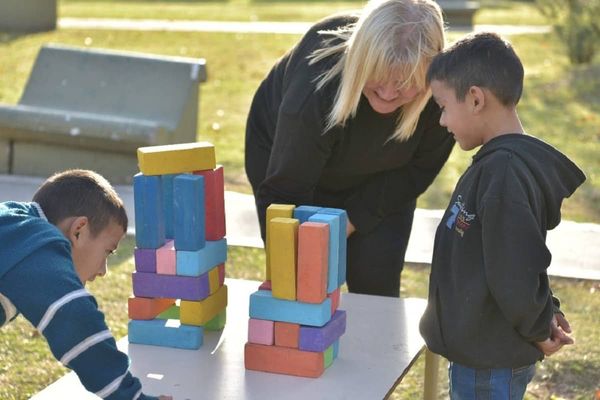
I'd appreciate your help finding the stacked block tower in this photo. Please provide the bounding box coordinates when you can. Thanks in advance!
[244,204,348,377]
[127,142,227,350]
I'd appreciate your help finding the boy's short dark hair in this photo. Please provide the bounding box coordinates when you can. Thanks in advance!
[426,32,524,106]
[33,169,128,236]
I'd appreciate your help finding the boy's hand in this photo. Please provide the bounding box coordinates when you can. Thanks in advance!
[553,313,574,345]
[535,337,562,356]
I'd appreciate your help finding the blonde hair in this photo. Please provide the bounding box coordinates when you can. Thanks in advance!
[309,0,445,141]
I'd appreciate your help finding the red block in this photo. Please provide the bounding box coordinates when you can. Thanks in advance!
[274,321,300,348]
[328,287,340,315]
[194,165,226,241]
[258,280,271,291]
[297,222,329,304]
[244,343,325,378]
[218,263,225,286]
[128,297,175,320]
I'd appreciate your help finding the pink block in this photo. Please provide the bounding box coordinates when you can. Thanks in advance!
[258,280,272,291]
[328,287,340,316]
[248,318,274,345]
[218,263,225,286]
[156,240,176,275]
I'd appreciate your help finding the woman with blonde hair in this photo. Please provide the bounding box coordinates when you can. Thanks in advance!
[245,0,454,297]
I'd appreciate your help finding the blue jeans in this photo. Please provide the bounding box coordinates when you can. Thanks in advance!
[449,362,536,400]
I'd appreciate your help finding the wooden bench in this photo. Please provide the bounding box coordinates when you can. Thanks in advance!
[0,44,207,183]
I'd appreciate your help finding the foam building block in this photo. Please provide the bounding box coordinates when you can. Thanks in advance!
[128,319,203,350]
[244,343,325,378]
[269,217,299,301]
[299,310,346,352]
[258,280,271,291]
[249,290,331,327]
[328,287,341,315]
[137,142,216,176]
[157,304,180,320]
[333,339,340,359]
[248,318,274,345]
[204,309,227,331]
[265,204,295,280]
[156,240,176,275]
[194,166,226,241]
[324,345,334,369]
[208,265,220,294]
[180,285,228,326]
[218,263,225,286]
[132,271,209,301]
[134,174,165,249]
[297,222,329,304]
[274,321,300,348]
[128,297,175,320]
[174,174,206,251]
[308,213,340,293]
[293,205,322,224]
[134,247,156,273]
[177,239,227,276]
[161,174,177,239]
[319,208,347,287]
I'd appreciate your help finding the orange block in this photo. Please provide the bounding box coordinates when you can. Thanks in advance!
[297,222,329,303]
[328,287,341,315]
[128,297,175,320]
[274,321,300,348]
[244,343,325,378]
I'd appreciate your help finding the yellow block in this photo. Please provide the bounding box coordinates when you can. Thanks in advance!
[137,142,216,175]
[180,285,228,326]
[265,204,295,280]
[269,217,299,301]
[208,265,220,295]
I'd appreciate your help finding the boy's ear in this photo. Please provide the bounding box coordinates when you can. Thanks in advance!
[67,216,89,243]
[468,86,485,113]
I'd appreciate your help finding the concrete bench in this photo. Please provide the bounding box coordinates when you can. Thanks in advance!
[0,0,57,33]
[0,44,207,183]
[437,0,480,29]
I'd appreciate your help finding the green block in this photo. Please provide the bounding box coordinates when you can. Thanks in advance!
[324,344,334,369]
[157,305,180,320]
[204,309,227,331]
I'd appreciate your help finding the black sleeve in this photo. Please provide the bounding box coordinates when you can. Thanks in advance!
[480,194,554,342]
[255,92,337,238]
[344,110,454,233]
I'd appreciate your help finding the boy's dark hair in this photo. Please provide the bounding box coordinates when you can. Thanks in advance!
[426,32,524,106]
[33,169,128,236]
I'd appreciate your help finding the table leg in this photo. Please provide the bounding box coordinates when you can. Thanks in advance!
[423,347,440,400]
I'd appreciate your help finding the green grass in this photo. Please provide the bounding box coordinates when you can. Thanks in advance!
[2,239,599,399]
[1,2,600,398]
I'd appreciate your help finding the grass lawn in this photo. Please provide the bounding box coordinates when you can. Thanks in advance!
[1,1,600,398]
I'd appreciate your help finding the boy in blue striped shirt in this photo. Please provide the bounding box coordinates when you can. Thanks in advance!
[0,169,169,400]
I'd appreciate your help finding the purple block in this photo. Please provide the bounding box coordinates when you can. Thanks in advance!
[299,310,346,352]
[134,248,157,273]
[132,271,210,301]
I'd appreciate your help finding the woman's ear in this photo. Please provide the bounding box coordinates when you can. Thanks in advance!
[468,86,485,113]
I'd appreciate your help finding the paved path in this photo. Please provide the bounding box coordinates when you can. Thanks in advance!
[58,18,551,35]
[1,174,598,281]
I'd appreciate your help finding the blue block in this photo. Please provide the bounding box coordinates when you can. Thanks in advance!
[162,174,178,239]
[177,239,227,276]
[319,208,347,287]
[128,319,203,349]
[293,205,322,224]
[174,175,206,251]
[134,174,165,249]
[308,213,340,293]
[249,290,331,327]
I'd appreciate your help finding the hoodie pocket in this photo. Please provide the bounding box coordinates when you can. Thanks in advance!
[421,285,448,354]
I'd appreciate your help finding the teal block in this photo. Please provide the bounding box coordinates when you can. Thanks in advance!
[162,174,178,239]
[249,290,331,327]
[308,213,340,293]
[333,339,340,359]
[319,208,347,287]
[128,319,203,349]
[134,173,165,249]
[176,238,227,276]
[174,174,205,251]
[293,205,322,224]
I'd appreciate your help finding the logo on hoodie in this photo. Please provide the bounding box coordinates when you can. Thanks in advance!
[445,195,476,237]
